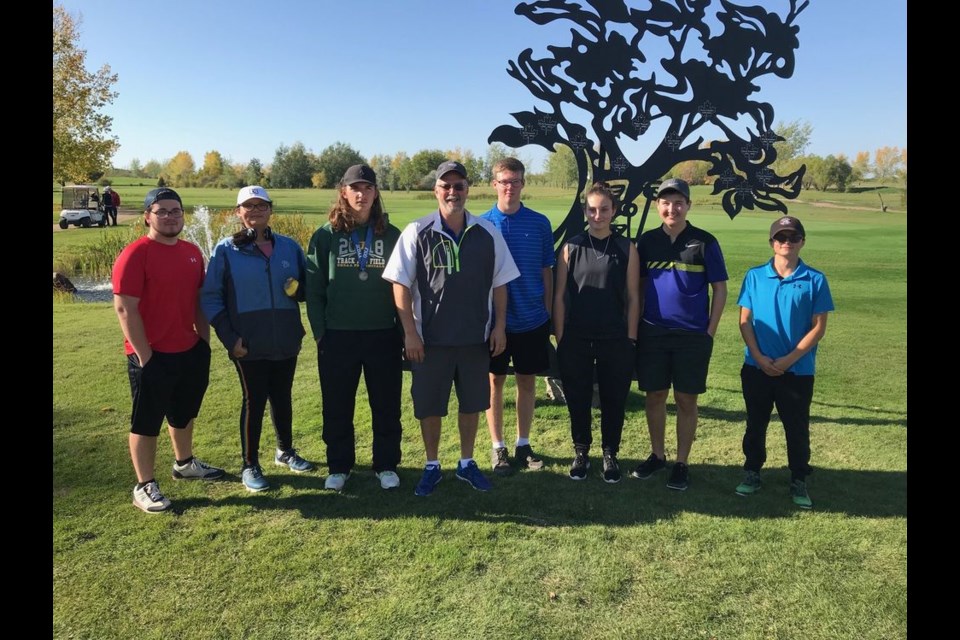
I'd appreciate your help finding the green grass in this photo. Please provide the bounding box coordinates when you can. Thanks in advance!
[53,195,906,639]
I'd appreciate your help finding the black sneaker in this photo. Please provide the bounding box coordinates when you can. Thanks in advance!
[602,450,621,484]
[629,453,667,479]
[514,444,544,470]
[666,462,689,491]
[569,447,590,480]
[491,446,513,477]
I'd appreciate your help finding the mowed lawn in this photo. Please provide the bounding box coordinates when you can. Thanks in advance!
[53,188,906,640]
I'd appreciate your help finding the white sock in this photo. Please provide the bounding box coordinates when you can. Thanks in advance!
[516,437,530,447]
[459,458,474,468]
[492,441,505,450]
[426,460,440,469]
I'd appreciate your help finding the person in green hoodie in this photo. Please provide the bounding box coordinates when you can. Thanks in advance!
[306,165,403,492]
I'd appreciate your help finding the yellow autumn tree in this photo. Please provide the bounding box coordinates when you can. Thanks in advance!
[873,146,903,181]
[53,4,119,184]
[161,151,196,188]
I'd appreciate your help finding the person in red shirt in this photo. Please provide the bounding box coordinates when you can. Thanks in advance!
[112,187,225,514]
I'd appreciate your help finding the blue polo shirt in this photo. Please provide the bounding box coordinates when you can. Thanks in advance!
[480,204,555,332]
[737,258,834,376]
[637,223,728,332]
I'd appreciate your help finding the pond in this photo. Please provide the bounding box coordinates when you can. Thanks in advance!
[67,276,113,303]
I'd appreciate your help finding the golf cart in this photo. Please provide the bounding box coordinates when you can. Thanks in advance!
[59,185,107,229]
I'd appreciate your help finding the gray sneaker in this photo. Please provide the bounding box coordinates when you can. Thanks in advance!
[491,447,513,477]
[172,457,225,480]
[133,481,171,513]
[274,448,314,473]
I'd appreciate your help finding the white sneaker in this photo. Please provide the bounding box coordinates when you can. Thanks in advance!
[324,472,350,491]
[376,470,400,490]
[132,481,171,513]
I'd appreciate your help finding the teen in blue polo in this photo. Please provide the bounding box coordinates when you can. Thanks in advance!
[735,215,834,509]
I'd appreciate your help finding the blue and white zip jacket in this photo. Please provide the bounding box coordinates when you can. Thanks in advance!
[201,232,306,361]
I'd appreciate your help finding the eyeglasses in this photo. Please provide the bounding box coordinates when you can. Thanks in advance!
[495,179,523,188]
[437,182,467,192]
[150,207,184,218]
[240,202,271,211]
[772,233,804,244]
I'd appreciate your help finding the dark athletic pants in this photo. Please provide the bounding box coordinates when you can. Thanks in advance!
[558,334,634,454]
[318,328,402,474]
[234,357,298,467]
[740,364,815,481]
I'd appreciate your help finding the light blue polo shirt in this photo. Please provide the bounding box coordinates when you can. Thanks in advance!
[737,258,834,376]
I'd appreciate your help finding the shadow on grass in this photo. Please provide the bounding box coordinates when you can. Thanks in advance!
[162,462,905,525]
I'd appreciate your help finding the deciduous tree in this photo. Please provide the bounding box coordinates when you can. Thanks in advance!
[197,151,226,187]
[368,154,394,190]
[53,4,119,184]
[544,144,579,187]
[771,119,813,176]
[244,158,264,186]
[162,151,196,187]
[142,159,163,178]
[270,142,317,188]
[873,146,902,181]
[851,151,871,183]
[316,142,366,189]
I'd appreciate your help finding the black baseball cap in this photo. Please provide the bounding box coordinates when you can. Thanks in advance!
[341,164,377,186]
[144,187,183,210]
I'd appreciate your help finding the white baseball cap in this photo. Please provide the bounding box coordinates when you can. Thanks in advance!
[236,185,272,205]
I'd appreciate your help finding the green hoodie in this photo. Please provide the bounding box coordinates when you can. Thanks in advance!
[305,221,401,339]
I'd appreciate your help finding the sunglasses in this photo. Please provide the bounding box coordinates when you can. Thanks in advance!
[437,182,467,192]
[772,233,804,244]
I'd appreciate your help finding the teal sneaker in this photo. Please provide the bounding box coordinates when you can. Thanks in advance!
[241,465,270,492]
[735,470,762,496]
[790,479,813,509]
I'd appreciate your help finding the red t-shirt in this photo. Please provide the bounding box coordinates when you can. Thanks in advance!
[112,236,205,355]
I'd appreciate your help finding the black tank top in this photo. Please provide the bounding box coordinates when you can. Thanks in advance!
[563,231,630,339]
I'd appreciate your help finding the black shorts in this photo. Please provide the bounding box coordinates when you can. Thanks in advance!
[636,323,714,395]
[489,320,551,376]
[127,339,211,436]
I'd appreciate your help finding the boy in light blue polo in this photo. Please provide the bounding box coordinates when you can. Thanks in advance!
[735,215,834,509]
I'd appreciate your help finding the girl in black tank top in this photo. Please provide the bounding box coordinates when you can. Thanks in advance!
[553,183,640,484]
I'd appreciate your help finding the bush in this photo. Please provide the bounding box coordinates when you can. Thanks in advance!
[271,212,314,250]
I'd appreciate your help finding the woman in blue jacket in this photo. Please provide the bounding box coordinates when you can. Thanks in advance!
[201,186,312,492]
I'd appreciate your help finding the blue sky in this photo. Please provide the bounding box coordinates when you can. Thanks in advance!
[58,0,906,173]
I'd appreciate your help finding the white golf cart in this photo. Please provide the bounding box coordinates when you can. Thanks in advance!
[59,185,107,229]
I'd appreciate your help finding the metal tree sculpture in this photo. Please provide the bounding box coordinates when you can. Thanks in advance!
[489,0,809,250]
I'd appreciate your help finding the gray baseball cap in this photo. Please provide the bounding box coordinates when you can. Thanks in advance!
[436,160,468,181]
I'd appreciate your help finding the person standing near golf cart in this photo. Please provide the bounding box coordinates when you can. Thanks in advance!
[112,187,225,514]
[734,216,833,509]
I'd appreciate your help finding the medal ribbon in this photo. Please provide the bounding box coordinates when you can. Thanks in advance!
[350,225,374,275]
